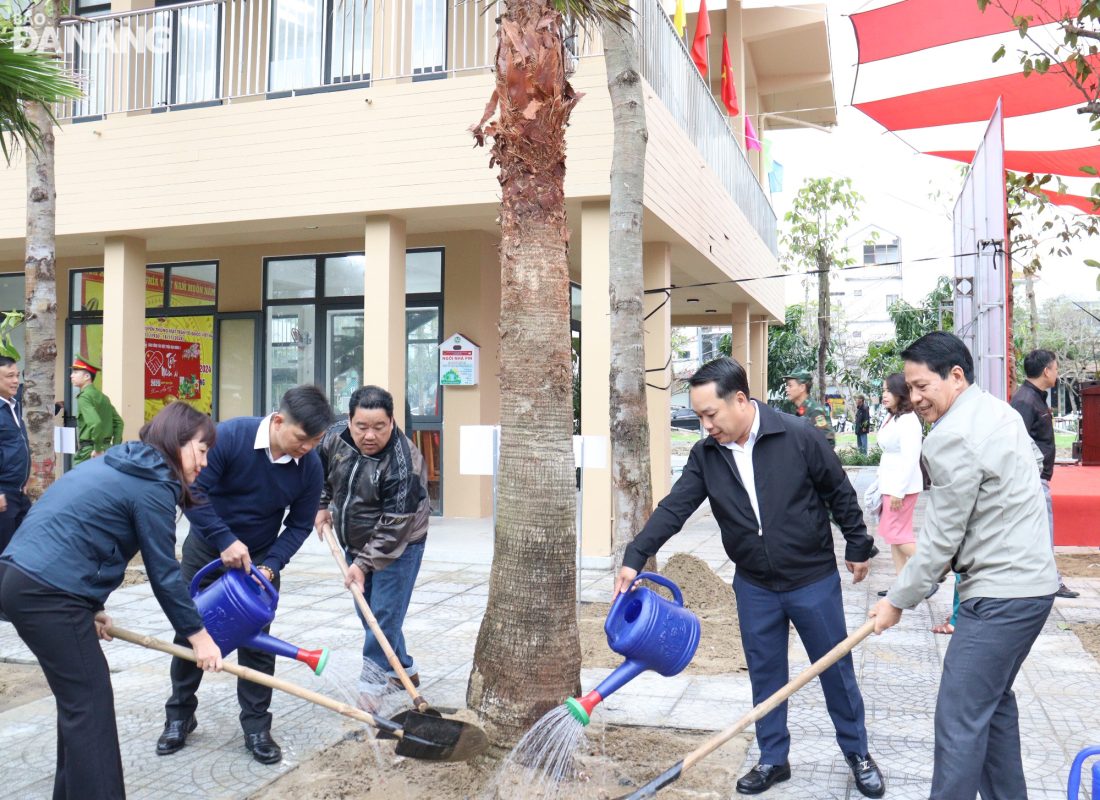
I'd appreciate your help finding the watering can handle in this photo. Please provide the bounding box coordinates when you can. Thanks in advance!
[189,559,223,598]
[633,571,685,606]
[188,559,279,603]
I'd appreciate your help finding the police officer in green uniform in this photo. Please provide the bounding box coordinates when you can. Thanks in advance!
[780,369,836,448]
[70,356,124,466]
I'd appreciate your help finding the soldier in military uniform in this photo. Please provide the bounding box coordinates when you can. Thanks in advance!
[780,369,835,448]
[70,356,125,466]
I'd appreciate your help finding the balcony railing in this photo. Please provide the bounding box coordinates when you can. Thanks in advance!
[58,0,775,253]
[633,0,777,254]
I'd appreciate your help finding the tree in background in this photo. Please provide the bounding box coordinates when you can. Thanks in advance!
[2,6,81,498]
[1013,296,1100,404]
[468,0,629,744]
[602,16,653,567]
[780,178,863,403]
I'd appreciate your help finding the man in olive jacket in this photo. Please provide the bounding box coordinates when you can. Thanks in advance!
[616,358,883,798]
[70,356,124,466]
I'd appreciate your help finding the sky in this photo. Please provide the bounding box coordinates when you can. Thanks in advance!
[752,1,1100,308]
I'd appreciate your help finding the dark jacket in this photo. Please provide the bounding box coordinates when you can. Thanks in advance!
[1009,381,1054,481]
[318,421,429,574]
[0,442,204,637]
[855,403,871,436]
[0,387,30,494]
[624,401,872,592]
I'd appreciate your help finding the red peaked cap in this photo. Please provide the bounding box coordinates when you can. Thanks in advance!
[71,356,99,377]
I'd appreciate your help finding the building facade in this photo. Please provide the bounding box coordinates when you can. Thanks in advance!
[0,0,833,557]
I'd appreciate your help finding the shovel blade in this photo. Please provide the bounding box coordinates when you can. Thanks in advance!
[393,710,490,762]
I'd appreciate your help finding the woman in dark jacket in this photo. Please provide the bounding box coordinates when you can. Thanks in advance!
[0,402,223,800]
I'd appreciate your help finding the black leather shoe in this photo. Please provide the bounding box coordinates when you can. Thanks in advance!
[156,717,197,755]
[845,752,885,798]
[245,730,282,764]
[1056,583,1080,599]
[735,762,791,794]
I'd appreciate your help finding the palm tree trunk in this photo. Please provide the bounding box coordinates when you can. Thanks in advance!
[602,18,652,567]
[23,2,61,499]
[467,0,582,745]
[1024,269,1039,351]
[816,248,829,404]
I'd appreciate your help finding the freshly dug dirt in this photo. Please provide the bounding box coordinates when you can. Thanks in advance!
[1072,623,1100,667]
[259,721,750,800]
[579,554,747,675]
[0,661,52,712]
[1055,553,1100,579]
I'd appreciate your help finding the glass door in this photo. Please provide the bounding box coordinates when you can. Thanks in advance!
[265,304,315,412]
[217,313,261,419]
[406,303,441,513]
[326,308,364,417]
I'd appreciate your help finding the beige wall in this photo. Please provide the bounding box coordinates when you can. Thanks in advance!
[433,230,500,518]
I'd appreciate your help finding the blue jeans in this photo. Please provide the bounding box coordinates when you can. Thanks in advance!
[347,539,425,682]
[734,570,868,763]
[856,433,868,455]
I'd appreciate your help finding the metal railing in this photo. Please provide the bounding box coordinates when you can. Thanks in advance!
[633,0,777,253]
[57,0,774,251]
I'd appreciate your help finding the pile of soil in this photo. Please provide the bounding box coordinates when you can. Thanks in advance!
[0,661,51,712]
[1072,623,1100,666]
[579,553,747,675]
[1055,553,1100,579]
[259,721,750,800]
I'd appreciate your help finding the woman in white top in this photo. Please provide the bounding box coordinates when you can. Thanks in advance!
[874,372,925,590]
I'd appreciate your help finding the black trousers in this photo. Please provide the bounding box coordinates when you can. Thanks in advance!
[0,490,31,555]
[0,563,127,800]
[163,534,281,735]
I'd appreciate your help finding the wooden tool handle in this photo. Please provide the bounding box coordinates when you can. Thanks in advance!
[683,618,876,772]
[321,525,429,712]
[106,625,395,736]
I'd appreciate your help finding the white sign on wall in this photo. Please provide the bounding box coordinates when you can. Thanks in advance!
[439,333,479,386]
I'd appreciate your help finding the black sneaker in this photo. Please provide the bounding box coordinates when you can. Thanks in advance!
[1055,584,1080,599]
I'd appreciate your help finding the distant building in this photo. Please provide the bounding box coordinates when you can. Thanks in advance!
[833,225,905,353]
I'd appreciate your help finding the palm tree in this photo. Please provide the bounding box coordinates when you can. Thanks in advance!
[467,0,628,743]
[2,7,81,498]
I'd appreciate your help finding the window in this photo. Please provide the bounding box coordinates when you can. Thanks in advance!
[854,289,863,298]
[0,274,25,359]
[852,330,862,339]
[262,249,445,513]
[412,0,447,79]
[151,0,222,108]
[886,294,899,307]
[864,241,901,265]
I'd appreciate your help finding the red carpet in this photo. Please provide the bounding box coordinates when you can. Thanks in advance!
[1051,466,1100,546]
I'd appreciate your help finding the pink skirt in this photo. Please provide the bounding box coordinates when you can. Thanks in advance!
[877,492,919,545]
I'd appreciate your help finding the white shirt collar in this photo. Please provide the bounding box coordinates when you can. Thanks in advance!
[254,413,298,464]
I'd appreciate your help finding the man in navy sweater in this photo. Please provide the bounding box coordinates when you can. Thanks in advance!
[157,384,334,764]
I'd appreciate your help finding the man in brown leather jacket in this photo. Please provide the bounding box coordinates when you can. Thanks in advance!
[315,385,430,710]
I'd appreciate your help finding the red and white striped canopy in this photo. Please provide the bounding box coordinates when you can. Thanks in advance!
[850,0,1098,212]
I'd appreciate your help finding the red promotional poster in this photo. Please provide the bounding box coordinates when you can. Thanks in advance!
[145,338,202,400]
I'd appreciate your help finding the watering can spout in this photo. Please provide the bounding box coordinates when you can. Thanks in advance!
[247,631,330,676]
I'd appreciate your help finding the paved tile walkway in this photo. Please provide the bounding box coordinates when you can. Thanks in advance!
[2,468,1099,798]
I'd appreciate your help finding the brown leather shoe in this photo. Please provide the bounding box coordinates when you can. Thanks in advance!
[389,673,420,689]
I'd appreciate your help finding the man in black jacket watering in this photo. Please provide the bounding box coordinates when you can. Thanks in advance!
[616,358,884,797]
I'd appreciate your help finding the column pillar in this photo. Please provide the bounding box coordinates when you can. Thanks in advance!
[751,315,768,399]
[580,201,612,559]
[644,243,671,505]
[364,216,407,418]
[730,302,750,370]
[102,236,146,439]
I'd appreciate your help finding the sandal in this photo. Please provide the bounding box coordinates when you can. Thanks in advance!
[931,620,955,635]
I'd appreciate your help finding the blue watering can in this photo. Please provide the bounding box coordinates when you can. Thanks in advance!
[190,560,329,675]
[565,571,700,725]
[1069,746,1100,799]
